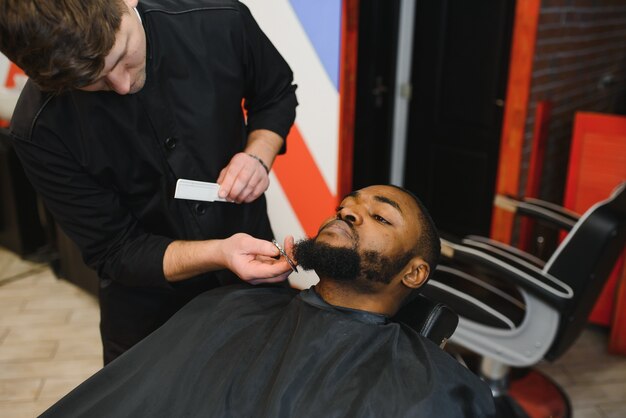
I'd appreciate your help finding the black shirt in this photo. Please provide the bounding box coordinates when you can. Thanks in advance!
[9,0,297,288]
[9,0,297,357]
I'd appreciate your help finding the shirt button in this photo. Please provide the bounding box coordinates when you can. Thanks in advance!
[194,203,207,215]
[164,137,177,150]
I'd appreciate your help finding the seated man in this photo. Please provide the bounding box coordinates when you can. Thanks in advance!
[41,185,496,417]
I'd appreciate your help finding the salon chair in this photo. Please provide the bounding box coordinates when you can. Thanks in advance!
[421,182,626,417]
[394,292,459,348]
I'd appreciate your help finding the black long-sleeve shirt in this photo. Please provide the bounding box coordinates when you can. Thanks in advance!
[10,0,297,358]
[9,0,297,290]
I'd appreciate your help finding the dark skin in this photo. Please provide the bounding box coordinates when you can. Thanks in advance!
[310,185,431,316]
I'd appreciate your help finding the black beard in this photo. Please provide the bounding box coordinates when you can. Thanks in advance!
[293,239,360,281]
[360,249,415,285]
[293,238,414,286]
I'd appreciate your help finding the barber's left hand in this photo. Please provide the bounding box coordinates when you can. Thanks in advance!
[217,152,269,203]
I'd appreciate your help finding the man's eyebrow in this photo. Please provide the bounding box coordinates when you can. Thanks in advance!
[345,191,359,200]
[374,195,402,214]
[342,191,402,214]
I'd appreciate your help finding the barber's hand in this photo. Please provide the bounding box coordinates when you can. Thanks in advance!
[221,233,293,284]
[217,152,269,203]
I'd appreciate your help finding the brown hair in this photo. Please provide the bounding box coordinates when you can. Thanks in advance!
[0,0,127,92]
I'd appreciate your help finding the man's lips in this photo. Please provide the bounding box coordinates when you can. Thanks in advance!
[318,219,354,240]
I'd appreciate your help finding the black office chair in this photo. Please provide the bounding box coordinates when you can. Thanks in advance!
[421,182,626,417]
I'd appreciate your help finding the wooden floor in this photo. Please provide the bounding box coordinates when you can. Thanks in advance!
[0,246,625,417]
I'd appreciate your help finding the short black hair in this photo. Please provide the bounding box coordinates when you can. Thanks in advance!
[389,185,441,269]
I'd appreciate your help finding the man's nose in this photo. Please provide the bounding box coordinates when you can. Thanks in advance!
[105,68,131,95]
[338,206,362,225]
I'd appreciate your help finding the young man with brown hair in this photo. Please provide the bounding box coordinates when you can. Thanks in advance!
[39,185,496,417]
[0,0,298,363]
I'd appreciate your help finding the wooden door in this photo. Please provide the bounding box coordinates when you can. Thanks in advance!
[404,0,515,237]
[352,0,400,190]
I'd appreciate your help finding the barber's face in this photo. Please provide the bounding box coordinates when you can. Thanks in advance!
[79,0,146,95]
[294,186,421,285]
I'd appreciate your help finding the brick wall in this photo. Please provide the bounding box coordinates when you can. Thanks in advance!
[521,0,626,203]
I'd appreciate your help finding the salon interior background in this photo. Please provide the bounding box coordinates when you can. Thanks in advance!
[1,0,626,417]
[1,0,625,346]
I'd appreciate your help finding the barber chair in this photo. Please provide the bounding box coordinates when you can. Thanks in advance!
[394,292,459,348]
[421,182,626,418]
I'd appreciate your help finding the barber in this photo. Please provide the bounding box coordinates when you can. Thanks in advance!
[0,0,297,364]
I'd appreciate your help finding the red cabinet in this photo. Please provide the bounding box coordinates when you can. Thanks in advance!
[565,112,626,354]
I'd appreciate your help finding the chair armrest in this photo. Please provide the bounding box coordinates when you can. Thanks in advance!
[440,239,573,308]
[494,195,579,231]
[393,293,459,348]
[462,235,545,268]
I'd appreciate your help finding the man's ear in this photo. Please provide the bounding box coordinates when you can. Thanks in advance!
[401,257,430,289]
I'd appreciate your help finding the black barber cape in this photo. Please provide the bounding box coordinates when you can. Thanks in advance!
[41,286,496,417]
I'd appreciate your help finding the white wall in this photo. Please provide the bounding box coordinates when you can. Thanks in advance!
[243,0,344,289]
[0,54,26,121]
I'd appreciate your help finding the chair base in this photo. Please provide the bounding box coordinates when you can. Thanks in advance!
[493,394,531,418]
[505,369,572,418]
[448,347,572,417]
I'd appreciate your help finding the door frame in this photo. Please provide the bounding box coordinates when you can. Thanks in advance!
[490,0,541,243]
[343,0,540,242]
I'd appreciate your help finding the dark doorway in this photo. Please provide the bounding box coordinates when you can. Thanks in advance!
[404,0,515,237]
[353,0,515,238]
[352,0,400,190]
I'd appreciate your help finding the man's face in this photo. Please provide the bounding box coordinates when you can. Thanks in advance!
[79,0,146,95]
[294,185,421,286]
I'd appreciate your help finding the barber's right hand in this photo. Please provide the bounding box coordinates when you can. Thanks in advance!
[221,233,292,284]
